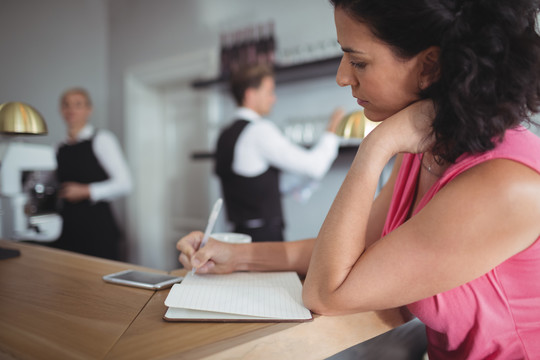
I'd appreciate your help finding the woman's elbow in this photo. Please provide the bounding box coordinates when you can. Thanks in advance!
[302,286,343,316]
[302,285,373,315]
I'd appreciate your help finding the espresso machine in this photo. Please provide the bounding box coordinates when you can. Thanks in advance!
[0,102,62,243]
[0,142,62,242]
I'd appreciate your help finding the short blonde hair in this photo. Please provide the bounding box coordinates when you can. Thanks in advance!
[60,87,93,107]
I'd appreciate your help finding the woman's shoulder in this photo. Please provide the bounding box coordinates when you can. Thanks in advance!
[498,126,540,155]
[445,127,540,219]
[447,126,540,174]
[422,127,540,218]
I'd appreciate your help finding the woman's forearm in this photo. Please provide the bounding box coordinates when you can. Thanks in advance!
[302,101,434,314]
[303,137,392,308]
[235,238,316,276]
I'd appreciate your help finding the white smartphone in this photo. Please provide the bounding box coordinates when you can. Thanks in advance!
[103,269,183,290]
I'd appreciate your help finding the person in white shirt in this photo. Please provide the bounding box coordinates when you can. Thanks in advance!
[52,87,132,260]
[215,64,343,241]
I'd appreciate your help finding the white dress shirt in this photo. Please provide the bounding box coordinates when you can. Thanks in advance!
[232,107,340,179]
[60,124,132,202]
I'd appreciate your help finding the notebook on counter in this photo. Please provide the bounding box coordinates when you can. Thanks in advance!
[163,271,313,322]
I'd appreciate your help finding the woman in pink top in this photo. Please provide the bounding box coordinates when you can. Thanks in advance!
[177,0,540,358]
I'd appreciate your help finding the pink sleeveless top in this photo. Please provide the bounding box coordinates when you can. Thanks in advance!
[381,127,540,359]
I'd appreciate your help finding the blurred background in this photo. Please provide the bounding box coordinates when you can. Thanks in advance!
[2,0,539,270]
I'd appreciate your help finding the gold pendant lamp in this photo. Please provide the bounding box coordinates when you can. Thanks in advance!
[0,102,48,135]
[335,110,379,139]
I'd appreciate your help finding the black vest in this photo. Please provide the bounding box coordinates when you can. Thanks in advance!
[215,119,283,224]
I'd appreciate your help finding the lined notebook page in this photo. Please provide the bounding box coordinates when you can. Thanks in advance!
[164,271,311,320]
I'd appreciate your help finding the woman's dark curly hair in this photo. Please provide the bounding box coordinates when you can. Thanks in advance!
[330,0,540,163]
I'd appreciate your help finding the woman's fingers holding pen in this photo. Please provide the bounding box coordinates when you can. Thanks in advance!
[178,252,195,270]
[176,230,214,272]
[191,239,237,274]
[190,257,216,274]
[177,231,204,269]
[177,232,236,274]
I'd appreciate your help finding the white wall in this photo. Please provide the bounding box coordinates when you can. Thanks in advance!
[2,0,538,147]
[108,0,354,269]
[0,0,108,147]
[106,0,339,141]
[2,1,540,269]
[0,0,345,268]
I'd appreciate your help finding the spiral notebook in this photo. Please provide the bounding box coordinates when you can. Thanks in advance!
[163,271,313,322]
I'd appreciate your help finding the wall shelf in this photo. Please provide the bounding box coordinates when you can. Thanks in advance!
[191,56,342,89]
[190,143,359,161]
[190,54,347,160]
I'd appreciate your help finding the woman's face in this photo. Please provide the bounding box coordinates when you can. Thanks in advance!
[60,93,92,131]
[334,7,423,121]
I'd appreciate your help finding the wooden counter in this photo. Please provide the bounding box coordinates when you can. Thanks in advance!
[0,240,162,359]
[0,240,405,359]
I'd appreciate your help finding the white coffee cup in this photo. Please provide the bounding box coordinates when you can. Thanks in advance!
[211,232,252,244]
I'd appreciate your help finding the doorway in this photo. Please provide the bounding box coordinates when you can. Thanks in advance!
[124,51,221,270]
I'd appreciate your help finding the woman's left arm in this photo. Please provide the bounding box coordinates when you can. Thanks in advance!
[303,103,540,315]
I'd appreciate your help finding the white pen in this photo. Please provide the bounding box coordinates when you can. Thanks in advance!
[191,198,223,275]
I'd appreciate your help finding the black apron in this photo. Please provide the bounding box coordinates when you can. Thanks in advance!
[54,132,120,259]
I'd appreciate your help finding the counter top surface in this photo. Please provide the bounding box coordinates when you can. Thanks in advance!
[0,240,405,360]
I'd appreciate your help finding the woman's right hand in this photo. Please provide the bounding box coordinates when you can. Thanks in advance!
[176,231,237,274]
[364,99,436,158]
